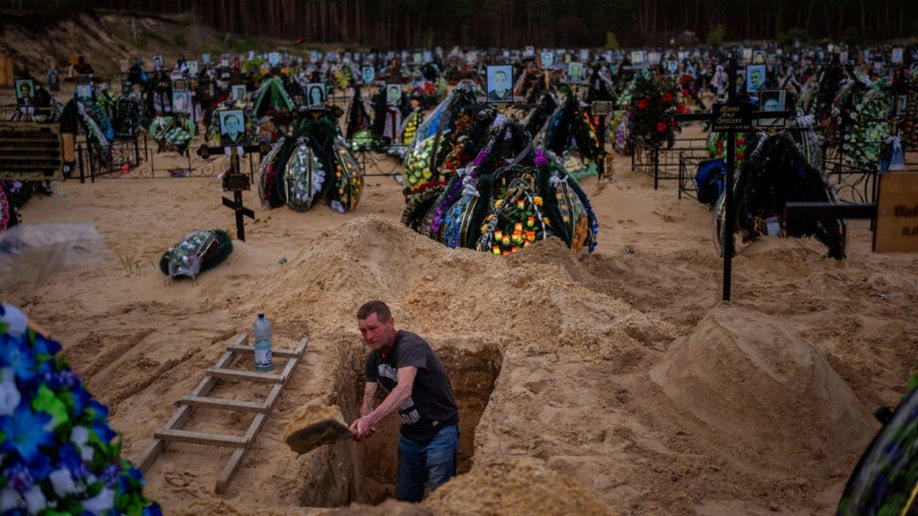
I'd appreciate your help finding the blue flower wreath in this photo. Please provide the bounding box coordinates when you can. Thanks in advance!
[0,304,161,515]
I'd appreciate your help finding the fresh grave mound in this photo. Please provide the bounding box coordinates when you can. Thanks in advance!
[424,458,615,515]
[649,304,874,469]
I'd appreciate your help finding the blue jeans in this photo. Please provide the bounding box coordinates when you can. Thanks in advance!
[395,424,459,502]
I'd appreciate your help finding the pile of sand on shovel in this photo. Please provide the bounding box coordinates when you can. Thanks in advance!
[283,404,355,455]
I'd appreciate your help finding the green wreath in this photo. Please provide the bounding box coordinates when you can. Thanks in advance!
[159,229,233,279]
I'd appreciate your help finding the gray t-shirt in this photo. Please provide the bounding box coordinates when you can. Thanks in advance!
[365,330,459,443]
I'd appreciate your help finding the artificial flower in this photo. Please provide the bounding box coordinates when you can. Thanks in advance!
[627,70,686,149]
[0,304,161,515]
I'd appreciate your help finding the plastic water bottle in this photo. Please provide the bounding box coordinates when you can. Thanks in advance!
[253,313,273,372]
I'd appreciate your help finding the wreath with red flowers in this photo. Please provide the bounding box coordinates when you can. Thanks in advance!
[627,71,687,149]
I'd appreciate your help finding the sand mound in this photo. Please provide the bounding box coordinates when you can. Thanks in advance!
[650,303,874,469]
[425,458,615,515]
[256,215,675,353]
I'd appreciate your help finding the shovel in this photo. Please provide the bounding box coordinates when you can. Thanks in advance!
[283,404,355,454]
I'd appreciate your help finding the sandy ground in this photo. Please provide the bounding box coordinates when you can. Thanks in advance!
[1,13,916,515]
[4,116,917,515]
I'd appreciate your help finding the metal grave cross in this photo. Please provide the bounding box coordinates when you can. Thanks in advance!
[673,51,789,301]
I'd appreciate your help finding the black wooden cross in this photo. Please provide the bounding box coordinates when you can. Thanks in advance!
[673,50,791,301]
[197,141,270,242]
[590,100,614,179]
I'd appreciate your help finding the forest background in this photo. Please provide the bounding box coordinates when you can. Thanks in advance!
[3,0,918,51]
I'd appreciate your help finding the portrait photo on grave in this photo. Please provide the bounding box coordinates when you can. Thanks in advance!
[753,50,766,64]
[172,91,190,116]
[746,64,766,92]
[47,65,59,91]
[362,66,375,84]
[894,94,908,118]
[631,51,644,66]
[757,89,786,127]
[567,62,583,83]
[486,65,513,102]
[386,84,402,106]
[307,83,326,107]
[219,110,245,145]
[541,51,554,69]
[742,47,753,63]
[232,85,247,105]
[666,60,678,74]
[152,55,163,70]
[186,61,199,77]
[76,83,92,101]
[14,79,34,105]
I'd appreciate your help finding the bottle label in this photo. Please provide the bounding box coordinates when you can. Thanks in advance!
[255,348,272,370]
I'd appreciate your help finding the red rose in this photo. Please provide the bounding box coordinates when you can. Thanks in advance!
[662,92,673,103]
[657,121,668,132]
[677,103,687,114]
[638,99,649,109]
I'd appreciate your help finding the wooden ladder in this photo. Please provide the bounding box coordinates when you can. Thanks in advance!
[136,332,308,493]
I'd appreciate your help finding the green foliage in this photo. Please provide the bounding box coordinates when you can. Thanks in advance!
[10,0,84,9]
[841,26,860,46]
[777,27,811,45]
[224,35,269,54]
[706,23,725,46]
[172,31,187,48]
[119,255,148,276]
[13,0,918,49]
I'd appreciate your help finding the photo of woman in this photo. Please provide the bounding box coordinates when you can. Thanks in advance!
[307,83,325,107]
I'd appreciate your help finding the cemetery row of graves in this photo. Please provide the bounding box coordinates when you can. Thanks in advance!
[2,43,917,258]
